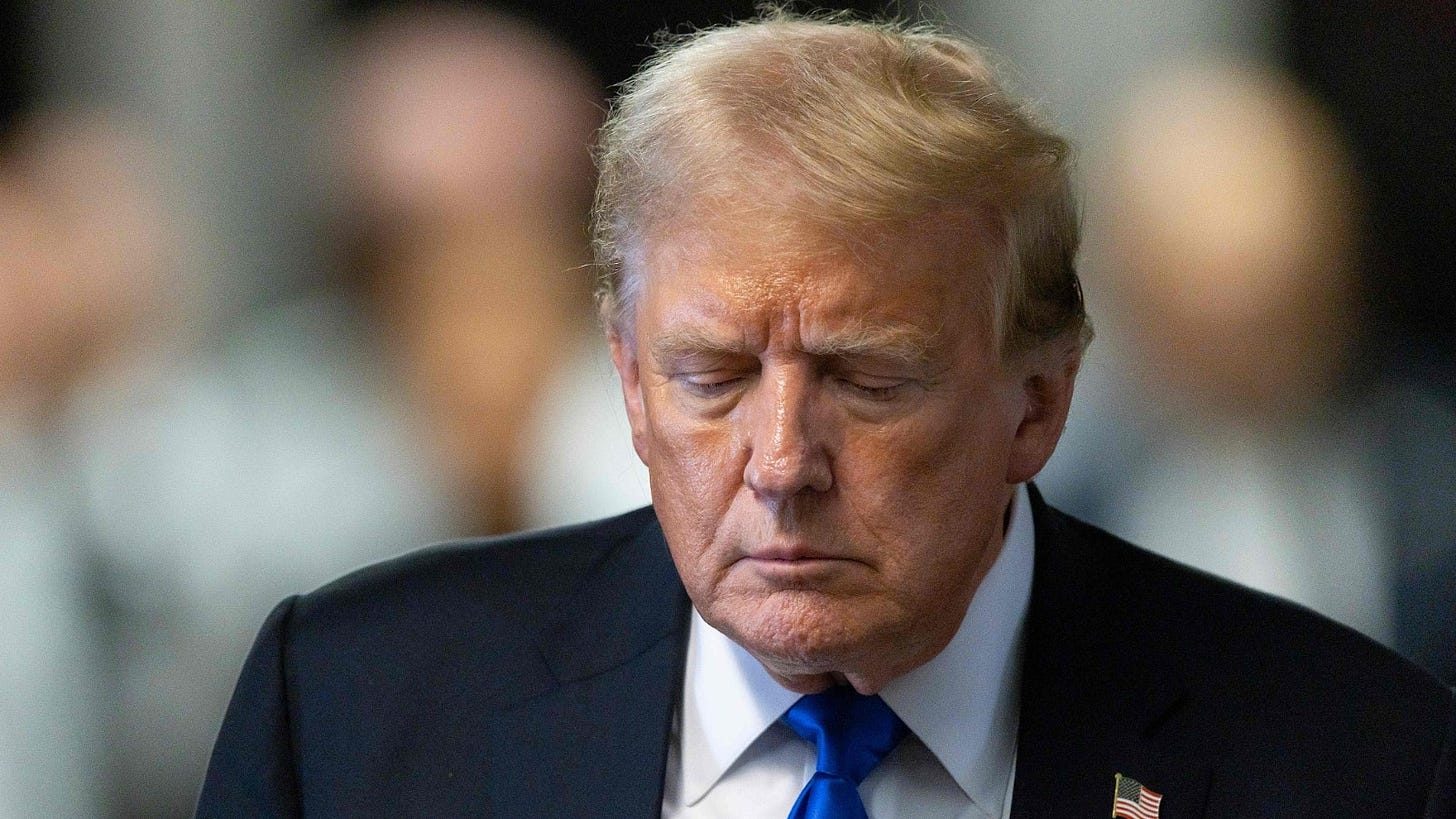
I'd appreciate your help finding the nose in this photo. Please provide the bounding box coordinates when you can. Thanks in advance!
[742,366,833,501]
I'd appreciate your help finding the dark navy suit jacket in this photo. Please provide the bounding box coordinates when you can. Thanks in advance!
[197,491,1456,817]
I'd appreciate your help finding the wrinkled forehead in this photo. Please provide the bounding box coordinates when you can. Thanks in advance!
[627,193,1007,332]
[651,168,1000,259]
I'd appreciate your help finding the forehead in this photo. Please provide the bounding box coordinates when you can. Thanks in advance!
[632,204,1002,347]
[649,201,997,295]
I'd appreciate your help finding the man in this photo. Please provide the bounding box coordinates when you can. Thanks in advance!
[198,13,1455,817]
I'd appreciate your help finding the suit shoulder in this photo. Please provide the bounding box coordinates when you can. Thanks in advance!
[287,506,660,645]
[1037,503,1453,780]
[1052,507,1442,694]
[1022,497,1455,814]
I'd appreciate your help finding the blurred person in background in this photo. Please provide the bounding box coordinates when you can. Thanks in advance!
[0,105,443,819]
[0,4,627,811]
[324,2,648,536]
[0,99,449,819]
[0,110,132,819]
[1037,62,1456,682]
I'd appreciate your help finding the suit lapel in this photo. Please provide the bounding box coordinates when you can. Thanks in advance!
[478,495,1216,817]
[486,514,691,817]
[1010,488,1211,818]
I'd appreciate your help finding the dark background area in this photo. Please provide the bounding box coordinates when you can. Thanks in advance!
[0,1,35,134]
[1284,0,1456,391]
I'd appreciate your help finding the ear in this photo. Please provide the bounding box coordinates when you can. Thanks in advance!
[1005,340,1081,484]
[608,329,651,466]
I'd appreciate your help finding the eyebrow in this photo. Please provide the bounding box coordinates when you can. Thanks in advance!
[802,323,941,366]
[649,326,749,363]
[649,322,940,367]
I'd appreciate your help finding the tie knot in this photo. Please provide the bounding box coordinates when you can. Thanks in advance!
[781,687,909,785]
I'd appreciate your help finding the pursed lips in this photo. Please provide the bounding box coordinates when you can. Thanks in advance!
[733,542,867,583]
[741,541,843,561]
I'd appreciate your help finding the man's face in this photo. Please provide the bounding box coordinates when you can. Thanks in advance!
[611,206,1066,693]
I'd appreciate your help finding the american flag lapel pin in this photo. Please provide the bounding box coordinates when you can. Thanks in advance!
[1112,773,1163,819]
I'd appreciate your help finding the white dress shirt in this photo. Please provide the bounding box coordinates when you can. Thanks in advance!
[662,485,1035,819]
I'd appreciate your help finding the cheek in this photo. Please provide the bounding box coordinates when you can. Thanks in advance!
[841,406,1014,552]
[642,400,747,566]
[850,403,1010,490]
[647,410,741,500]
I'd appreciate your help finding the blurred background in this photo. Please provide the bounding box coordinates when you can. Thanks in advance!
[0,1,1451,816]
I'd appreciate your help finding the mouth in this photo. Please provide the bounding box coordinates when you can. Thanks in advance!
[734,541,862,585]
[745,543,841,562]
[736,557,856,591]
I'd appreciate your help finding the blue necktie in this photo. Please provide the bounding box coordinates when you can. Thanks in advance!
[781,687,909,819]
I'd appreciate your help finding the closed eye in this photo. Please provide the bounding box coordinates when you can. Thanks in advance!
[835,376,910,402]
[677,373,748,399]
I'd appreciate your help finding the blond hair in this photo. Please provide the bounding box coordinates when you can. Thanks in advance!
[592,11,1089,356]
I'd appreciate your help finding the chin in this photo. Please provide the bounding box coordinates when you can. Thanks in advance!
[709,588,883,674]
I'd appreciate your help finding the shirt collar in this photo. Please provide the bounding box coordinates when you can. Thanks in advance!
[679,605,799,804]
[880,483,1032,812]
[679,484,1036,811]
